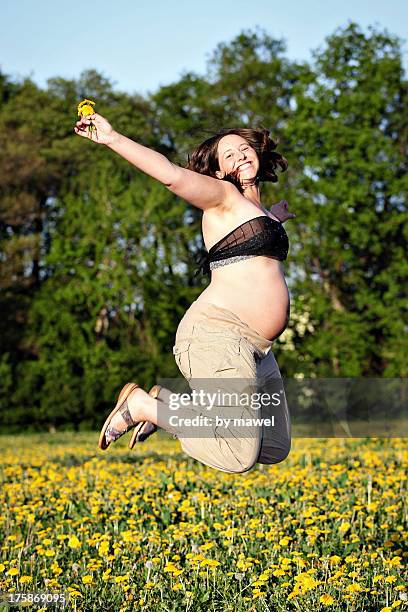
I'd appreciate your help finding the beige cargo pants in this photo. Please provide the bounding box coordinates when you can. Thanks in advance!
[156,300,291,474]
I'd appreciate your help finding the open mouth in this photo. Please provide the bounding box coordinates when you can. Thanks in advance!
[237,162,252,171]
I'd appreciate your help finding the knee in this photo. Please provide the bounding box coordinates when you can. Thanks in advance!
[228,456,258,474]
[227,440,261,474]
[180,437,259,474]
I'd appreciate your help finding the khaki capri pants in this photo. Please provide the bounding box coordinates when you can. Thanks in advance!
[156,300,291,474]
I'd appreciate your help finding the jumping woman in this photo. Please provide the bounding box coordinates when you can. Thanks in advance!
[74,112,293,473]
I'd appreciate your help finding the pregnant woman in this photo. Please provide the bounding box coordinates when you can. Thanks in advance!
[74,112,293,473]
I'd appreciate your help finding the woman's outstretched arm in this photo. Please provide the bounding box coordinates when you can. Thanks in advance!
[74,112,234,211]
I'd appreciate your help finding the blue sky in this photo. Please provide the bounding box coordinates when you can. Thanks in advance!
[1,0,407,96]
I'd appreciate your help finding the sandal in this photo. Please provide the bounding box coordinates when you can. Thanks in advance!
[98,382,142,450]
[128,385,161,449]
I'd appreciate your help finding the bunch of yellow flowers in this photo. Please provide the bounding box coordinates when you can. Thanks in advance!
[77,99,97,135]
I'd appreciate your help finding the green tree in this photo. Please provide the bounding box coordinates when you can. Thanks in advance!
[280,22,407,376]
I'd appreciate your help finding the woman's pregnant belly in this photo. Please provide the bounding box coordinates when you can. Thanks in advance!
[196,257,290,341]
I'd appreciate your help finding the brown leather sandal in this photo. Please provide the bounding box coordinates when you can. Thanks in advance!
[128,385,161,449]
[98,382,142,450]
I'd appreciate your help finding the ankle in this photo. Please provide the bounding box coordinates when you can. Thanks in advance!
[127,388,149,422]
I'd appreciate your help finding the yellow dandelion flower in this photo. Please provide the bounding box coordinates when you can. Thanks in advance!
[7,568,19,576]
[390,556,402,567]
[0,564,5,573]
[77,99,95,117]
[320,594,335,605]
[19,576,32,584]
[345,583,363,593]
[114,575,128,584]
[68,536,81,549]
[82,575,93,585]
[77,98,97,134]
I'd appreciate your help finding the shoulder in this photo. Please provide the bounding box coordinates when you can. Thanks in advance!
[262,207,281,223]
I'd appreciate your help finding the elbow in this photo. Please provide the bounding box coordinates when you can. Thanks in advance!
[166,165,183,191]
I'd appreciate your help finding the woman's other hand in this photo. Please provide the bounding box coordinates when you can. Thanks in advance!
[270,200,296,223]
[74,112,117,146]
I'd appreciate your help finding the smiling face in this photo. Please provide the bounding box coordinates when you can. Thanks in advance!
[215,134,259,182]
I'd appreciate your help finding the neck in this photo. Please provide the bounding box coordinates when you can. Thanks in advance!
[242,182,262,207]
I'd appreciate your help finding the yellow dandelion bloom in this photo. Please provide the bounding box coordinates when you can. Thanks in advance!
[172,583,183,591]
[0,564,5,573]
[19,576,32,584]
[7,568,19,576]
[77,99,95,118]
[68,536,81,549]
[390,556,402,567]
[82,575,93,585]
[345,583,363,593]
[320,594,335,605]
[114,575,128,584]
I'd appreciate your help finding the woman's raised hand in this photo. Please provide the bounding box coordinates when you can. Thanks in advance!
[74,112,117,146]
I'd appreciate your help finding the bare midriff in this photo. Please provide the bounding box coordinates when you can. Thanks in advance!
[194,199,290,342]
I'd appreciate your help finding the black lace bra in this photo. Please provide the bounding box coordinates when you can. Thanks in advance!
[195,215,289,276]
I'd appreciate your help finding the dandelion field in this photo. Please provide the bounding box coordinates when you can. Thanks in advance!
[0,433,406,611]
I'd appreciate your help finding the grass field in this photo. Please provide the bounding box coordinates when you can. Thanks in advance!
[0,433,406,611]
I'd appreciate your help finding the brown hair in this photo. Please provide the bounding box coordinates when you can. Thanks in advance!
[186,127,288,193]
